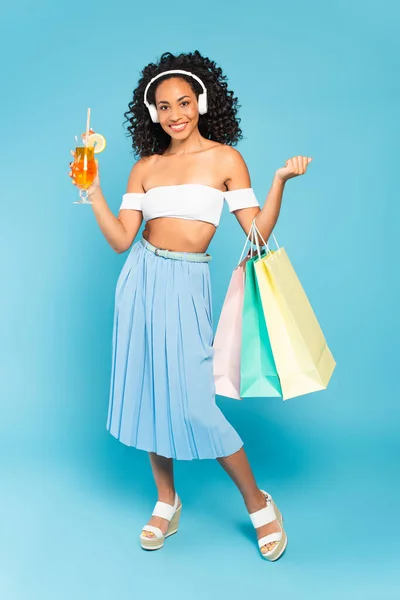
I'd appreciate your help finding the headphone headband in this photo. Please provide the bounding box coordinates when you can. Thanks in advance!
[143,69,206,106]
[143,69,208,123]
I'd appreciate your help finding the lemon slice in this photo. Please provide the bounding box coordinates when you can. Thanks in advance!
[86,132,106,153]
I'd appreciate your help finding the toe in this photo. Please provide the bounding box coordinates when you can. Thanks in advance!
[142,530,155,538]
[261,541,278,554]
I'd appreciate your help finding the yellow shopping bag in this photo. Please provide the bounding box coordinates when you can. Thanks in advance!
[252,221,336,400]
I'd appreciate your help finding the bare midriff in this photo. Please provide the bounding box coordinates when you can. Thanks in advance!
[142,218,217,254]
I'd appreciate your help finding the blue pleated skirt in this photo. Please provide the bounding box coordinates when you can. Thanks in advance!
[106,238,243,460]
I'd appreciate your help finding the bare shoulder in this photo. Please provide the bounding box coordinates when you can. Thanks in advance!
[126,155,155,192]
[216,144,246,165]
[217,145,251,189]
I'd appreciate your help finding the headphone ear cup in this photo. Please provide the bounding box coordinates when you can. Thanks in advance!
[148,104,159,123]
[198,92,208,115]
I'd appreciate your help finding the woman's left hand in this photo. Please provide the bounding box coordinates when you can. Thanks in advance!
[275,156,313,183]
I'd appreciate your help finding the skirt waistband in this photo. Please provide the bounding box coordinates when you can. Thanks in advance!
[141,238,212,262]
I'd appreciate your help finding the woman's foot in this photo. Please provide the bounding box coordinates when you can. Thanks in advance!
[140,491,182,551]
[246,490,281,555]
[141,491,180,539]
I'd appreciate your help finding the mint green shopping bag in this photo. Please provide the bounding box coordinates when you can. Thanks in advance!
[240,255,282,398]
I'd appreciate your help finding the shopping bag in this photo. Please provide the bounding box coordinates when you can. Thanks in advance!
[252,221,336,400]
[213,225,256,400]
[213,264,245,399]
[240,252,282,399]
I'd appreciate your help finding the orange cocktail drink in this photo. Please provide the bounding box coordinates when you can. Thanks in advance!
[72,146,97,190]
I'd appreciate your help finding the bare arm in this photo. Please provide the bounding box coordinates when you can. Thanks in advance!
[223,147,285,244]
[88,159,146,254]
[253,176,285,243]
[225,149,313,245]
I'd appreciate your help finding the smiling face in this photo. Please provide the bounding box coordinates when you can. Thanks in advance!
[154,77,200,139]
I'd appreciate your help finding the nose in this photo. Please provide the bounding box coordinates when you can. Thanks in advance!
[169,107,184,122]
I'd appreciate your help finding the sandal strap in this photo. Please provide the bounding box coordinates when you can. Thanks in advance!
[141,525,163,539]
[152,493,179,521]
[249,491,276,529]
[258,532,282,549]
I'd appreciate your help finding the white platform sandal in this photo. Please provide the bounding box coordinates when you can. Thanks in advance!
[140,493,182,551]
[249,490,287,561]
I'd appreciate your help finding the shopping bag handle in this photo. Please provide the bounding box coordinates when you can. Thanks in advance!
[237,222,258,266]
[251,219,280,260]
[250,220,269,258]
[237,219,280,267]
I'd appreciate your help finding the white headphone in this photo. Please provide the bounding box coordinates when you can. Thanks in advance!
[143,69,208,123]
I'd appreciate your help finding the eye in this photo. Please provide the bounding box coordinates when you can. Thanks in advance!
[181,101,189,106]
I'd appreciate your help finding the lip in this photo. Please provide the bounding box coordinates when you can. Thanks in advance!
[169,122,188,131]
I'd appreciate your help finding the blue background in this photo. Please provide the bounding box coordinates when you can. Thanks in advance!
[1,1,399,598]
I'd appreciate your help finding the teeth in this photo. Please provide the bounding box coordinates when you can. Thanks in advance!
[170,123,187,130]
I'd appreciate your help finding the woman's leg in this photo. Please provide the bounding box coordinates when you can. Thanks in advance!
[141,452,179,538]
[217,447,280,554]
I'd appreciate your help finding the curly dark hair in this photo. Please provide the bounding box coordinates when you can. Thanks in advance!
[123,50,243,157]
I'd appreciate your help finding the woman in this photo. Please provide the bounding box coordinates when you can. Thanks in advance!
[69,50,312,560]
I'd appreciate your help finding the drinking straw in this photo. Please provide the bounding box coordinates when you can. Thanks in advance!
[83,108,91,172]
[85,108,91,147]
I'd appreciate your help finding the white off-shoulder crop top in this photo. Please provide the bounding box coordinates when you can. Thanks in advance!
[119,184,259,228]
